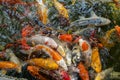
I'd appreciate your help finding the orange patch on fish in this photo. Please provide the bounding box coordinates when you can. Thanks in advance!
[21,38,30,50]
[21,25,33,37]
[82,42,89,51]
[27,66,47,80]
[91,47,102,73]
[77,62,89,80]
[0,61,18,69]
[35,45,62,61]
[58,34,73,42]
[115,25,120,35]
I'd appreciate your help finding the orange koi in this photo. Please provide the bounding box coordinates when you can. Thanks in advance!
[113,0,120,8]
[36,0,48,24]
[0,0,27,5]
[77,62,90,80]
[115,25,120,36]
[21,25,33,37]
[58,34,73,42]
[53,0,69,19]
[27,65,47,80]
[35,44,68,70]
[91,47,102,73]
[0,61,18,69]
[28,58,59,70]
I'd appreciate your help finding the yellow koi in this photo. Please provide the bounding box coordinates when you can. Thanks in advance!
[28,58,59,70]
[36,0,48,24]
[72,0,76,5]
[53,0,69,19]
[91,47,102,73]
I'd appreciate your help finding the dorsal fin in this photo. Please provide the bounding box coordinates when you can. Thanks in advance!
[90,11,98,17]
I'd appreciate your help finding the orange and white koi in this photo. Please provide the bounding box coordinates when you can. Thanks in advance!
[27,34,66,57]
[77,62,90,80]
[53,0,69,19]
[28,58,59,70]
[0,61,18,69]
[95,68,113,80]
[91,47,102,73]
[36,0,48,24]
[34,44,68,70]
[27,65,47,80]
[79,38,92,67]
[58,34,73,42]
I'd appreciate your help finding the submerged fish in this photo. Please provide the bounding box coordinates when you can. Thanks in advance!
[34,44,68,71]
[70,11,111,27]
[28,58,59,70]
[95,68,113,80]
[91,47,102,73]
[77,62,90,80]
[53,0,69,19]
[36,0,48,24]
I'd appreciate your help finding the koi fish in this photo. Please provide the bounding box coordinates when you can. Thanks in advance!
[72,44,82,66]
[0,61,18,69]
[6,49,21,72]
[53,0,69,19]
[36,0,48,24]
[91,47,102,73]
[58,34,73,42]
[79,38,92,67]
[28,58,59,70]
[77,62,90,80]
[0,0,27,5]
[34,44,68,71]
[95,68,113,80]
[70,11,111,27]
[27,65,47,80]
[115,25,120,36]
[27,34,66,57]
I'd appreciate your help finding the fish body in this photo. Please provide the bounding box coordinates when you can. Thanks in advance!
[0,61,18,69]
[77,62,90,80]
[28,58,59,70]
[95,68,113,80]
[70,11,111,27]
[115,25,120,36]
[35,44,68,71]
[27,66,47,80]
[91,47,102,73]
[53,0,69,19]
[27,34,58,48]
[36,0,48,24]
[79,38,92,67]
